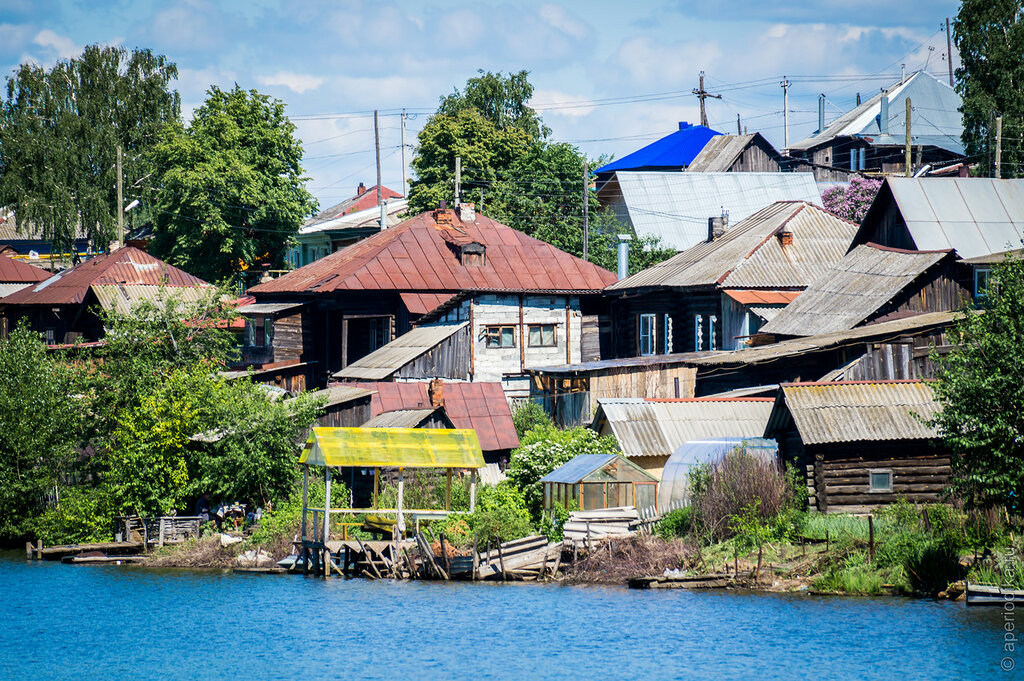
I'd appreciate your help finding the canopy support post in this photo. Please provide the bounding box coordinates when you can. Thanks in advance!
[301,465,309,575]
[469,469,477,513]
[324,466,332,578]
[397,467,405,537]
[373,467,379,509]
[445,469,452,511]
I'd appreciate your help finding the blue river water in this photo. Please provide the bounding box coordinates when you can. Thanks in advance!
[0,550,1014,680]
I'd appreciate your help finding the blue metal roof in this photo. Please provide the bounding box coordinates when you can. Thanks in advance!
[595,122,722,175]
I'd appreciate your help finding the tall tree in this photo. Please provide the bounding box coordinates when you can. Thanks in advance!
[0,45,180,253]
[408,71,674,274]
[150,85,316,283]
[931,253,1024,511]
[954,0,1024,177]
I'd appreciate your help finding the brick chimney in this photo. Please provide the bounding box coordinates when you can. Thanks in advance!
[356,182,366,196]
[456,202,475,223]
[259,263,273,284]
[777,229,793,247]
[435,200,453,227]
[428,379,444,408]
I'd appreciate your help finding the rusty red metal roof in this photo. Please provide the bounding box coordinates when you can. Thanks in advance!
[0,254,49,283]
[251,209,617,295]
[0,246,210,306]
[303,185,404,230]
[722,289,801,305]
[399,292,456,315]
[342,380,519,452]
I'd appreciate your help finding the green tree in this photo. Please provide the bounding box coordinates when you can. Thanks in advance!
[0,45,180,253]
[954,1,1024,177]
[408,71,675,274]
[150,85,317,283]
[931,254,1024,511]
[0,326,82,539]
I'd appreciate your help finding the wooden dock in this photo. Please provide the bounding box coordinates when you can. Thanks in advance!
[629,573,734,590]
[29,541,145,561]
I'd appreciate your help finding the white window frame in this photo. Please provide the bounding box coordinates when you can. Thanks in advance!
[708,314,717,351]
[693,314,703,352]
[662,314,673,354]
[868,469,893,493]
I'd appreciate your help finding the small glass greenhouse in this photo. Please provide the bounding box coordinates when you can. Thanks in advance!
[658,438,778,514]
[540,453,658,512]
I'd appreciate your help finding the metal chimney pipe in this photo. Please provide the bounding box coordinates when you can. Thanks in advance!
[818,94,825,133]
[617,234,632,280]
[879,91,889,135]
[379,199,388,230]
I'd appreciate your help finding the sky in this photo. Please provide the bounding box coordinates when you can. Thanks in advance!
[0,0,963,208]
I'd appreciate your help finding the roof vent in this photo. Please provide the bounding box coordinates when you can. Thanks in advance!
[459,242,485,267]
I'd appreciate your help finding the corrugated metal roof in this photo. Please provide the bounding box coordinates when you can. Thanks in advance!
[778,380,940,444]
[91,284,211,314]
[858,177,1024,260]
[790,72,964,154]
[594,398,774,458]
[540,454,620,483]
[595,122,721,175]
[599,172,822,252]
[959,248,1024,265]
[251,210,616,296]
[340,380,519,452]
[301,185,403,231]
[333,322,468,380]
[532,310,960,375]
[749,305,784,322]
[0,282,30,298]
[234,302,306,315]
[0,253,49,283]
[299,198,408,235]
[317,385,374,407]
[1,247,209,306]
[761,244,951,337]
[362,408,439,428]
[724,289,800,305]
[686,134,780,173]
[609,201,855,290]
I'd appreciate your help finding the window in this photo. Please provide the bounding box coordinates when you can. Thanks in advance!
[975,267,993,300]
[638,314,657,356]
[528,323,556,347]
[44,328,56,345]
[869,469,893,493]
[485,325,517,348]
[263,317,272,347]
[246,318,269,347]
[693,314,703,351]
[662,314,673,354]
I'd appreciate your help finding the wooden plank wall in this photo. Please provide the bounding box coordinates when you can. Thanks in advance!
[272,311,306,361]
[591,365,696,400]
[811,442,951,514]
[396,325,471,380]
[731,140,781,172]
[580,315,602,362]
[867,261,969,323]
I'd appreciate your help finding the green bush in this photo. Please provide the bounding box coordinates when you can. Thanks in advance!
[31,487,113,546]
[657,507,695,539]
[904,540,962,595]
[511,401,553,438]
[464,482,533,546]
[540,501,574,542]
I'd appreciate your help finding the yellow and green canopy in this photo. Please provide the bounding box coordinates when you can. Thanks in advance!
[299,427,485,469]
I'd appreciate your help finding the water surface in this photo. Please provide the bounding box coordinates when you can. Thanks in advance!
[0,551,1010,680]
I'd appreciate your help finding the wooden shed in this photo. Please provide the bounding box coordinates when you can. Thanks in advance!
[764,380,950,513]
[540,454,658,513]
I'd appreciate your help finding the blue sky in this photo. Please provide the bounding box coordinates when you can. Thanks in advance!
[0,0,961,207]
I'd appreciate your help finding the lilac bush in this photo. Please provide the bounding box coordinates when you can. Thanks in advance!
[821,176,882,224]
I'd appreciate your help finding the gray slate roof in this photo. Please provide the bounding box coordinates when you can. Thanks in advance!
[333,322,468,380]
[772,380,940,444]
[598,172,821,252]
[790,71,964,155]
[608,201,857,291]
[686,134,780,173]
[858,177,1024,260]
[362,408,440,428]
[759,244,951,337]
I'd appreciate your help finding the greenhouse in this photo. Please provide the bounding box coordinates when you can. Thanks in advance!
[540,453,658,512]
[657,438,778,514]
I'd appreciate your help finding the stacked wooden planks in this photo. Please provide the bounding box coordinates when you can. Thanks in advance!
[473,535,562,581]
[563,507,642,546]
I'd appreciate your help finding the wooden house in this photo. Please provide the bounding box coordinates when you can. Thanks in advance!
[247,204,615,386]
[590,397,774,478]
[540,453,658,513]
[529,310,958,427]
[605,201,857,356]
[788,72,964,182]
[759,244,969,340]
[0,247,211,344]
[685,133,784,173]
[0,210,92,265]
[0,252,49,321]
[853,177,1024,263]
[764,380,949,513]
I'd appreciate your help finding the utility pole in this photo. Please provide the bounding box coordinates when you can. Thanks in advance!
[116,145,123,249]
[692,71,721,127]
[946,17,954,87]
[400,109,408,197]
[374,110,382,203]
[582,161,589,262]
[905,97,913,177]
[454,156,461,204]
[736,114,741,136]
[781,78,790,152]
[995,116,1003,179]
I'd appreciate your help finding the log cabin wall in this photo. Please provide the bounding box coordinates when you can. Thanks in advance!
[809,441,951,514]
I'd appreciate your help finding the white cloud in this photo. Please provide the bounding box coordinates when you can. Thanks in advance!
[32,29,80,59]
[258,71,325,94]
[539,5,588,40]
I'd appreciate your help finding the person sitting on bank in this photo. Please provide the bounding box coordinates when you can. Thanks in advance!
[193,493,212,522]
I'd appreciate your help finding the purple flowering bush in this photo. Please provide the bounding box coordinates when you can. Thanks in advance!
[821,176,882,224]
